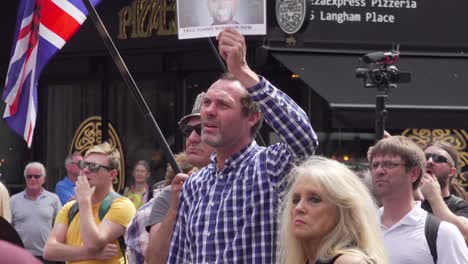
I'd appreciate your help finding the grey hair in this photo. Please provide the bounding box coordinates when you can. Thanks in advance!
[24,162,46,178]
[65,151,82,167]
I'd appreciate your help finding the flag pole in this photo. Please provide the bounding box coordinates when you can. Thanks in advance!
[208,38,228,73]
[82,0,182,174]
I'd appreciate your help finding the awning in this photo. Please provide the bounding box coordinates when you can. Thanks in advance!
[271,51,468,129]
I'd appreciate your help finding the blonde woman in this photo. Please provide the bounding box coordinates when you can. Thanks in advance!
[0,181,11,222]
[0,181,23,248]
[279,156,387,264]
[124,160,151,209]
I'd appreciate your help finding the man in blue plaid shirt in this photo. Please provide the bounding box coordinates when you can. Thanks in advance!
[167,28,318,263]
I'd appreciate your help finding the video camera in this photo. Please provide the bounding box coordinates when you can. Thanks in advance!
[355,51,411,90]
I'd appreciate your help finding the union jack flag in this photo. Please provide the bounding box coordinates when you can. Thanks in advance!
[3,0,101,147]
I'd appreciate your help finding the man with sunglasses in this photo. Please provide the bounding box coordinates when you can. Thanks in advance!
[167,28,318,264]
[369,136,467,264]
[44,142,136,263]
[421,142,468,242]
[10,162,62,263]
[143,92,215,264]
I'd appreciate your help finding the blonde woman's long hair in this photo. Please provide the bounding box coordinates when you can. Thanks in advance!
[279,156,387,264]
[0,181,11,222]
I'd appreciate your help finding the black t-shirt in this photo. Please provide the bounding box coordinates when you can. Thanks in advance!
[422,194,468,218]
[0,216,23,248]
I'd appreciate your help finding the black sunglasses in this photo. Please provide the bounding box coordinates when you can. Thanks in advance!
[425,153,451,165]
[180,124,202,138]
[26,174,42,180]
[78,160,113,173]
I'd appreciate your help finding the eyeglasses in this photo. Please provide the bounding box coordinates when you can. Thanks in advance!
[370,160,407,171]
[425,153,451,165]
[180,124,202,138]
[77,160,113,173]
[26,174,42,180]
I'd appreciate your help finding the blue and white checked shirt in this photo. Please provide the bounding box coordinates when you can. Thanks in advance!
[125,186,164,264]
[125,198,153,264]
[167,77,318,263]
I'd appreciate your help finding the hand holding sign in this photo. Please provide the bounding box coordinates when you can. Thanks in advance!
[218,28,260,87]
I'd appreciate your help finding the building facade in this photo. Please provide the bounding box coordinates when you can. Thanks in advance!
[1,0,467,192]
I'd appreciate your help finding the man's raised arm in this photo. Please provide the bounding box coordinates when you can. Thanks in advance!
[217,28,318,158]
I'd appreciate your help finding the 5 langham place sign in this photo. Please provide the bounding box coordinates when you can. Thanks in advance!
[272,0,468,52]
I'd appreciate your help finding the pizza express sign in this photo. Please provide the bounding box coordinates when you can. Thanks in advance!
[273,0,468,50]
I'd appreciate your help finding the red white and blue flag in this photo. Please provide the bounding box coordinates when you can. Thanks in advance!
[3,0,101,147]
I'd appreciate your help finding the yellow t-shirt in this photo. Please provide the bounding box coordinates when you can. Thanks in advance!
[123,189,146,210]
[55,196,136,264]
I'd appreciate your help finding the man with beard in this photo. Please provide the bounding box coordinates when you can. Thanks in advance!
[422,141,468,242]
[207,0,240,25]
[166,28,318,264]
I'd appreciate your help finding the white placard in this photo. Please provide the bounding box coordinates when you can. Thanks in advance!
[177,0,266,40]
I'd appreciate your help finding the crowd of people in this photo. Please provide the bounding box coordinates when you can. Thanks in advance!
[0,28,467,264]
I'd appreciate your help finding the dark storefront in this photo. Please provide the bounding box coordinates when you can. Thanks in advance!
[268,0,468,183]
[1,0,467,192]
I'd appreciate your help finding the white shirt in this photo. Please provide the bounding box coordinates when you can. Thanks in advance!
[379,201,468,264]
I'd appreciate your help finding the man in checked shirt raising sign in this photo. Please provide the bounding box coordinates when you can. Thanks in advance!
[166,28,318,264]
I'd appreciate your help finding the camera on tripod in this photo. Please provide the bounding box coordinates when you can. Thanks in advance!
[355,51,411,90]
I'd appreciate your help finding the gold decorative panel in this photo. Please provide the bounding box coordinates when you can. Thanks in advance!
[402,129,468,190]
[117,0,177,39]
[70,116,126,192]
